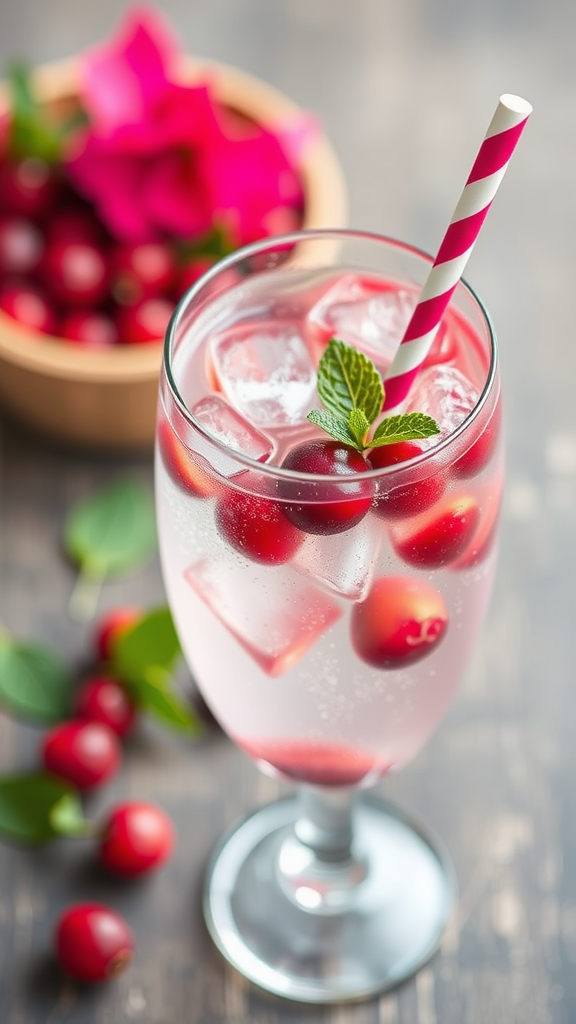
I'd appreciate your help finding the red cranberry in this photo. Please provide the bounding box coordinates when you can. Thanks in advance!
[368,441,446,519]
[41,239,109,307]
[55,903,134,982]
[111,242,176,305]
[0,278,57,334]
[99,802,175,877]
[41,720,121,791]
[157,416,216,498]
[45,206,105,246]
[216,489,303,564]
[116,297,174,344]
[94,606,141,662]
[392,494,480,569]
[351,575,449,669]
[59,310,119,348]
[74,675,138,738]
[277,440,374,535]
[0,216,44,274]
[452,401,501,479]
[0,157,56,218]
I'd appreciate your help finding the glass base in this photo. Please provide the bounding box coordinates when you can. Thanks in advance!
[203,794,456,1003]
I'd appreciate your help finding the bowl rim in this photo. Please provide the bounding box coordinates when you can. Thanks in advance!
[0,56,348,383]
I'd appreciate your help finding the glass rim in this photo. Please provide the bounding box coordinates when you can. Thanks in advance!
[162,228,498,485]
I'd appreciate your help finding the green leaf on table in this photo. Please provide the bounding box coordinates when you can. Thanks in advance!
[6,62,65,163]
[64,478,157,581]
[130,666,202,735]
[0,773,87,846]
[112,606,181,681]
[0,639,73,724]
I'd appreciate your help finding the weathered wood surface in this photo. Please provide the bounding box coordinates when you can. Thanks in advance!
[0,1,574,1020]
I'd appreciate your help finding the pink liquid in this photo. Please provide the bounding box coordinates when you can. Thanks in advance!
[156,267,502,786]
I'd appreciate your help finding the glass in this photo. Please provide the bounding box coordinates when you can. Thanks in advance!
[155,230,502,1003]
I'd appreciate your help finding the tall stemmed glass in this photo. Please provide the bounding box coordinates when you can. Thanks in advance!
[155,230,502,1002]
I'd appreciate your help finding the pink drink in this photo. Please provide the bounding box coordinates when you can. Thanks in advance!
[156,251,502,787]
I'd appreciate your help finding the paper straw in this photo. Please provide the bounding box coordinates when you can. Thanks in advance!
[383,93,532,412]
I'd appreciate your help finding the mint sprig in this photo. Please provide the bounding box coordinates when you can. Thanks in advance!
[307,338,440,452]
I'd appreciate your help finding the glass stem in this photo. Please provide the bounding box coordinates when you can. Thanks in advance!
[277,786,368,913]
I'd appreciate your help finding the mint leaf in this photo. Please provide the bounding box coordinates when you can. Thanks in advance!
[112,607,181,682]
[307,409,358,447]
[7,62,65,162]
[316,339,383,423]
[0,773,87,846]
[308,336,440,453]
[0,640,73,724]
[131,666,202,735]
[370,412,441,448]
[64,478,156,581]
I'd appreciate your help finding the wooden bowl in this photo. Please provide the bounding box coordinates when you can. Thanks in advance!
[0,58,347,451]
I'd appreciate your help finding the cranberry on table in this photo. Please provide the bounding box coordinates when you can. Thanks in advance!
[351,575,449,669]
[55,902,134,983]
[116,297,174,344]
[59,310,119,348]
[111,242,177,305]
[216,489,303,564]
[368,441,446,519]
[99,802,175,877]
[392,494,480,569]
[95,606,142,662]
[277,440,374,536]
[41,720,121,791]
[74,675,138,738]
[0,279,57,334]
[41,239,109,307]
[0,157,57,218]
[0,216,44,274]
[157,416,216,498]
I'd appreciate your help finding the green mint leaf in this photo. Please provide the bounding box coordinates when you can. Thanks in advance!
[307,409,358,447]
[0,772,86,846]
[112,606,181,683]
[7,61,64,162]
[369,413,441,448]
[0,641,73,724]
[63,477,157,582]
[132,666,203,735]
[348,408,371,448]
[316,338,384,424]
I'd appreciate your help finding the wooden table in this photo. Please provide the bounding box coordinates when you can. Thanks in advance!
[1,1,574,1020]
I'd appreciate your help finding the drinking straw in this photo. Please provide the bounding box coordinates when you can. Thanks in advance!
[383,93,532,412]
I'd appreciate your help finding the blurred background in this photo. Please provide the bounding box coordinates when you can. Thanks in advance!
[1,2,575,1022]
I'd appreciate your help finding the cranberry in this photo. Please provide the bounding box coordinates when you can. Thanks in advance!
[111,242,176,305]
[74,675,138,738]
[59,310,119,348]
[216,489,303,564]
[0,278,57,334]
[55,902,134,982]
[0,157,56,218]
[99,802,175,876]
[157,416,216,498]
[0,216,44,274]
[116,297,174,344]
[351,575,449,669]
[41,239,109,307]
[41,720,121,790]
[452,401,501,479]
[391,494,480,569]
[277,440,374,535]
[368,441,446,519]
[94,606,141,662]
[45,206,105,246]
[452,480,503,570]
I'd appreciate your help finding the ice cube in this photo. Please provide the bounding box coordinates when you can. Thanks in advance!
[190,394,273,477]
[293,513,383,601]
[306,273,416,372]
[210,321,317,427]
[184,556,342,677]
[406,364,479,445]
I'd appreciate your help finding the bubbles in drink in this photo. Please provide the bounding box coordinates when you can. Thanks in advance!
[307,273,415,372]
[184,555,342,677]
[209,321,317,427]
[406,364,479,444]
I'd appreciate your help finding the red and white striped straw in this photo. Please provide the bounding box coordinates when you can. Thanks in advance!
[383,93,532,412]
